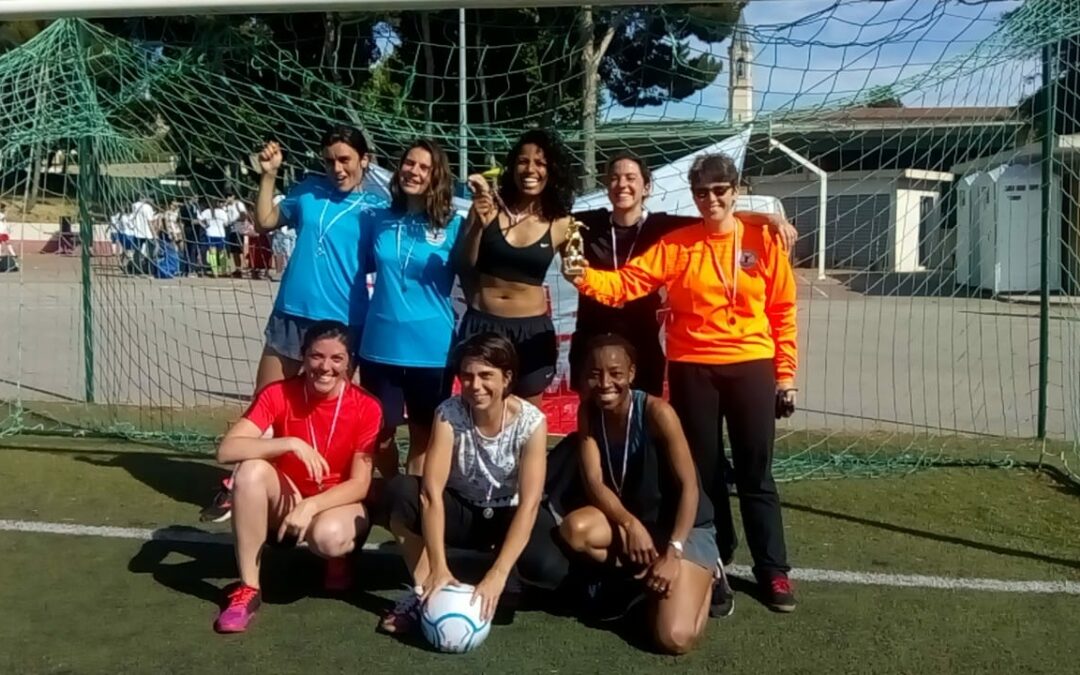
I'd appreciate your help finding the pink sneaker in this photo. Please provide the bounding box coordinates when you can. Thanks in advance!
[324,557,353,593]
[214,583,261,633]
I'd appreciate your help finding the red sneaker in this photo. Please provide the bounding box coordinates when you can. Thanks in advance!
[214,583,261,633]
[324,556,353,593]
[763,573,797,613]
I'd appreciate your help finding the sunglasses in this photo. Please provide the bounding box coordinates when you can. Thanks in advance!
[692,184,735,200]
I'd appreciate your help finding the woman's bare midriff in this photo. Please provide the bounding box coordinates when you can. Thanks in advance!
[474,275,549,318]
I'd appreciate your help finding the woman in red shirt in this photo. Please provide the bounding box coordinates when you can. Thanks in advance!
[212,320,382,634]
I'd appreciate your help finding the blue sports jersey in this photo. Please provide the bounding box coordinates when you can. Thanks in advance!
[359,208,464,367]
[275,175,386,326]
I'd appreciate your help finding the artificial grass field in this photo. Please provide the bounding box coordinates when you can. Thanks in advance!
[1,435,1078,674]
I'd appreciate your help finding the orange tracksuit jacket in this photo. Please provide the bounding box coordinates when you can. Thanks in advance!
[577,218,798,385]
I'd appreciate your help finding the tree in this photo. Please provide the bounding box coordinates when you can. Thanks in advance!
[1001,1,1079,136]
[0,20,47,51]
[580,3,746,187]
[864,84,904,108]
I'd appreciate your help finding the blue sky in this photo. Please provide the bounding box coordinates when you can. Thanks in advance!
[603,0,1041,123]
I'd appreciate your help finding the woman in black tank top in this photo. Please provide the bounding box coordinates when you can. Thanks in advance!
[558,334,719,655]
[457,130,576,405]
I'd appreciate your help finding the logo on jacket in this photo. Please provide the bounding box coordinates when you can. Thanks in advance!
[739,250,759,269]
[425,228,447,246]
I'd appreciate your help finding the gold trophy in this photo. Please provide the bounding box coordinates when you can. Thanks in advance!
[563,219,588,275]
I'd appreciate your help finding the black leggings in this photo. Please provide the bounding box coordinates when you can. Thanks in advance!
[385,475,569,589]
[668,359,790,579]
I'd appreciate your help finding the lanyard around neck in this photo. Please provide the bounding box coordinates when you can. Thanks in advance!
[315,190,364,255]
[609,209,648,270]
[303,382,345,470]
[707,222,741,305]
[599,398,634,495]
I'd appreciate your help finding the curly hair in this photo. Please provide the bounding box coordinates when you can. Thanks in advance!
[498,129,575,222]
[389,138,455,228]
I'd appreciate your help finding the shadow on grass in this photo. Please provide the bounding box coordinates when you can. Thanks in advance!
[75,453,229,508]
[127,533,416,614]
[781,500,1080,571]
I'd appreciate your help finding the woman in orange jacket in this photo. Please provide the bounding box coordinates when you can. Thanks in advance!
[564,153,798,617]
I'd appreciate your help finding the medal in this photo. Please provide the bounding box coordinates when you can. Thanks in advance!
[482,507,494,520]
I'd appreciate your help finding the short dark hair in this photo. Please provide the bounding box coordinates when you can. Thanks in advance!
[604,152,652,186]
[455,332,519,386]
[390,138,455,228]
[320,124,370,157]
[585,333,638,369]
[300,320,353,359]
[688,153,740,189]
[498,129,574,222]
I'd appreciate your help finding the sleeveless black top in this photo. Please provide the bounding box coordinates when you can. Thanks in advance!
[589,390,713,535]
[474,216,555,286]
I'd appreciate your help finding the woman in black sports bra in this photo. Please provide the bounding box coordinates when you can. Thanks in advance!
[459,129,576,405]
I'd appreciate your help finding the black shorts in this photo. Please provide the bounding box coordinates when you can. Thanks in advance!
[383,475,568,589]
[357,357,450,430]
[225,230,244,254]
[569,327,666,397]
[456,308,556,398]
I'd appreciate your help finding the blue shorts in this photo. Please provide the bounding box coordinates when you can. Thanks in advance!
[117,234,136,251]
[205,236,226,251]
[682,524,720,572]
[263,310,363,363]
[357,357,450,430]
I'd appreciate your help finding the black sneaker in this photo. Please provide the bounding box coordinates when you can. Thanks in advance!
[710,563,735,618]
[492,590,523,625]
[763,573,797,613]
[588,575,646,623]
[199,478,233,523]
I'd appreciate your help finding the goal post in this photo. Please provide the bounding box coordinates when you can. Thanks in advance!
[0,1,1077,479]
[0,0,660,20]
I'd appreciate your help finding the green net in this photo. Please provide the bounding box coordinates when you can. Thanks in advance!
[0,1,1078,481]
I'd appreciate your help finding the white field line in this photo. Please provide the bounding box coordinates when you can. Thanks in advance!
[3,518,1079,595]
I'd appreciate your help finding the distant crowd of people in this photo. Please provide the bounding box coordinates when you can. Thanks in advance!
[107,194,295,280]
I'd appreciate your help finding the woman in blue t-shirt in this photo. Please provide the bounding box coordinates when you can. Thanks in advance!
[358,139,464,478]
[251,125,385,391]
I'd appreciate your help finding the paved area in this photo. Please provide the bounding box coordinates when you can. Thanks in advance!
[2,252,1078,442]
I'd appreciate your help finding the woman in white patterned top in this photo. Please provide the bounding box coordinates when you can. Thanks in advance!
[379,333,569,635]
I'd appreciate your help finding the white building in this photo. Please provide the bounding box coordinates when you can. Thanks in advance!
[951,135,1080,294]
[749,168,953,273]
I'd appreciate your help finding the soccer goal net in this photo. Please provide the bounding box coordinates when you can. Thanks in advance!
[0,0,1078,479]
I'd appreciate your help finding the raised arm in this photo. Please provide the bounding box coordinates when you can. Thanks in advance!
[459,174,499,270]
[472,414,548,620]
[566,238,673,308]
[254,141,284,232]
[736,210,798,252]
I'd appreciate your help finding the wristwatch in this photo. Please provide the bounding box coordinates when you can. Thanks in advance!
[669,540,684,558]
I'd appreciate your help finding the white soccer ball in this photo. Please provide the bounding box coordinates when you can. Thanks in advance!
[420,584,492,654]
